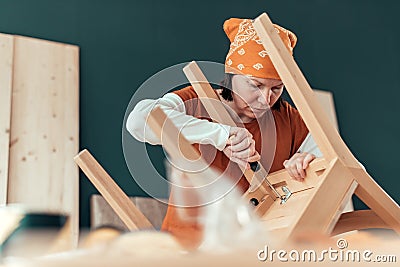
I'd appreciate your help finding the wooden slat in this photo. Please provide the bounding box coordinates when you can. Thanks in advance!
[5,36,80,247]
[182,62,237,127]
[314,89,354,213]
[253,14,360,168]
[74,149,154,230]
[146,106,208,178]
[0,33,14,205]
[146,106,205,167]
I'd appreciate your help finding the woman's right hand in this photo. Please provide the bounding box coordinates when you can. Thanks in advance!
[222,126,260,170]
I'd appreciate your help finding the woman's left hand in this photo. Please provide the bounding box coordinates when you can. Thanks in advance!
[283,152,316,181]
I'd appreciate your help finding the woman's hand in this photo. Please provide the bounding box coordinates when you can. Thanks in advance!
[283,152,316,181]
[222,126,260,169]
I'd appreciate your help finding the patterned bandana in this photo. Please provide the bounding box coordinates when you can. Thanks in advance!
[224,18,297,80]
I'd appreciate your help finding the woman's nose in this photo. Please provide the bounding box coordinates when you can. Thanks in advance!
[258,89,271,105]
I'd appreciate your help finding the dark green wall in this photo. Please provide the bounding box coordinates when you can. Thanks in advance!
[1,0,399,227]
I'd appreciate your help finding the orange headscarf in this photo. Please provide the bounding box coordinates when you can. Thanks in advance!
[224,18,297,80]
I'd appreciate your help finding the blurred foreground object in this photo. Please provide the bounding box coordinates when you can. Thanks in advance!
[0,205,68,261]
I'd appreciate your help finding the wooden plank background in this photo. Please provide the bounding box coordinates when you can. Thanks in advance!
[5,35,79,244]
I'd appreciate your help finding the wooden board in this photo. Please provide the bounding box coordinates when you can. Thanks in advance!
[5,35,80,246]
[0,33,14,206]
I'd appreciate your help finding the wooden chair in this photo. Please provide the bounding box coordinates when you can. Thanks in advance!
[147,12,399,243]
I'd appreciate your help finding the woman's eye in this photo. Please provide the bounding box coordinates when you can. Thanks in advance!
[272,86,283,92]
[249,83,259,89]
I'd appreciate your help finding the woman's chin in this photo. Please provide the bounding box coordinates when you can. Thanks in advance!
[239,108,267,122]
[242,111,263,121]
[252,109,267,118]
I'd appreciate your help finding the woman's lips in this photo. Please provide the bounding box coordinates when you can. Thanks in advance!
[251,107,267,112]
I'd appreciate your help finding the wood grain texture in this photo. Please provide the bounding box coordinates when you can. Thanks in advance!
[74,149,154,230]
[3,35,79,247]
[0,33,14,205]
[7,36,79,211]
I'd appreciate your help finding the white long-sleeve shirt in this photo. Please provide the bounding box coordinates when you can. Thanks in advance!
[126,92,325,156]
[126,93,231,151]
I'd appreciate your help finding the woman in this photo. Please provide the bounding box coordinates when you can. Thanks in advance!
[127,18,317,248]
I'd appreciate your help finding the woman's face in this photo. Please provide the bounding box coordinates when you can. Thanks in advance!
[231,75,284,121]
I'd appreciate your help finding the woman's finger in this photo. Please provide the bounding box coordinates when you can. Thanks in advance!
[284,160,295,177]
[229,137,252,152]
[231,143,256,159]
[230,150,260,165]
[302,153,316,169]
[228,128,252,145]
[286,166,296,180]
[244,153,261,164]
[228,132,244,146]
[287,161,301,181]
[290,164,301,180]
[283,160,289,169]
[230,157,249,170]
[296,160,306,179]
